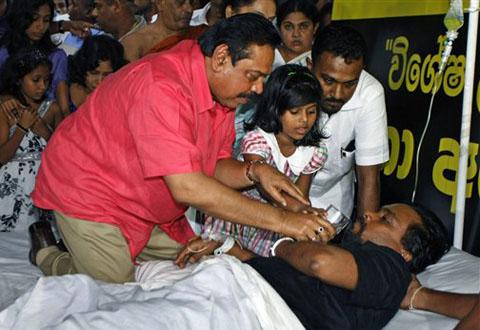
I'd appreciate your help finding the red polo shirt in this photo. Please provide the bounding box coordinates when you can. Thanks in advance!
[32,40,235,259]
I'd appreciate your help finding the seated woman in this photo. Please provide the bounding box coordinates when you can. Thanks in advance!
[176,65,328,265]
[68,35,127,111]
[273,0,320,68]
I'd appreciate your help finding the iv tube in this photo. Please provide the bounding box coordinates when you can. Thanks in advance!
[411,0,464,202]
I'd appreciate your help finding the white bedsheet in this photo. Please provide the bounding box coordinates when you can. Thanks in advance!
[0,231,478,330]
[0,231,303,330]
[0,231,42,312]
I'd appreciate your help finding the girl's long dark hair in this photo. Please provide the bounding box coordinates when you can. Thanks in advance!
[68,35,128,87]
[246,64,325,147]
[0,47,52,105]
[0,0,55,55]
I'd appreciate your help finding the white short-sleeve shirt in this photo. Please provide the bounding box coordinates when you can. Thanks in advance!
[309,70,389,216]
[272,48,311,70]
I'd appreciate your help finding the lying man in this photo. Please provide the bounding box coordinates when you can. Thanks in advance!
[247,203,452,330]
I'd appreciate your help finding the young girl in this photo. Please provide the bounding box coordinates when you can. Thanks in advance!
[0,0,69,117]
[274,0,320,68]
[0,47,63,232]
[233,0,319,156]
[68,35,127,111]
[181,64,327,262]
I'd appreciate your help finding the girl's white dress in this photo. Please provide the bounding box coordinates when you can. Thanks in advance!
[0,100,52,232]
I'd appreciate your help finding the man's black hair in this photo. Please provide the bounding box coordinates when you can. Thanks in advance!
[311,24,367,66]
[199,13,280,65]
[402,204,451,274]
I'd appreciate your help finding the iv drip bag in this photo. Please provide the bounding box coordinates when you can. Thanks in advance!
[444,0,464,32]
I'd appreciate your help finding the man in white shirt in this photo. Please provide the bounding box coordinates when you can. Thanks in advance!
[309,25,389,218]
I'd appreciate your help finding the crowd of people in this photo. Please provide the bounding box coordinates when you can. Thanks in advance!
[0,0,478,329]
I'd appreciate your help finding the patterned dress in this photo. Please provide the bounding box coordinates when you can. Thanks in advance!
[0,100,52,232]
[202,128,328,257]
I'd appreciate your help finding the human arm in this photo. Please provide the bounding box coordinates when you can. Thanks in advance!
[217,129,313,207]
[175,236,256,268]
[272,239,358,290]
[275,173,317,213]
[354,79,388,215]
[401,276,480,321]
[0,102,38,164]
[50,20,93,39]
[56,80,70,118]
[47,49,69,117]
[164,171,333,241]
[456,299,480,330]
[214,157,309,207]
[355,164,381,215]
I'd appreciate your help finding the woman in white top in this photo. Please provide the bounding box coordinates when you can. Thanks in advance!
[273,0,320,69]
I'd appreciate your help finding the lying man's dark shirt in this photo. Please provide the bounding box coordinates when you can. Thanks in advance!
[247,240,411,330]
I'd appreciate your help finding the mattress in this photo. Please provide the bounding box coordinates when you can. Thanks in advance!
[0,231,478,329]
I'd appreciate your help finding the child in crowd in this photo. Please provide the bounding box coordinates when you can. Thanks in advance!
[177,65,327,264]
[0,48,63,232]
[0,0,70,117]
[68,35,127,111]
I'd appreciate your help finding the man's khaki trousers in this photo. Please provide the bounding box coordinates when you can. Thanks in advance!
[37,211,183,283]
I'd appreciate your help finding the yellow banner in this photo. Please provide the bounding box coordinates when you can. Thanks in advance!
[333,0,470,20]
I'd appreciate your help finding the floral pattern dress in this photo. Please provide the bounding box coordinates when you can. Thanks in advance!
[0,100,52,232]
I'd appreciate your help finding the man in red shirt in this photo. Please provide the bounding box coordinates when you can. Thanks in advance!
[31,14,331,283]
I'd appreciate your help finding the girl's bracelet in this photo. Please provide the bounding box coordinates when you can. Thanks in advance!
[16,123,29,134]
